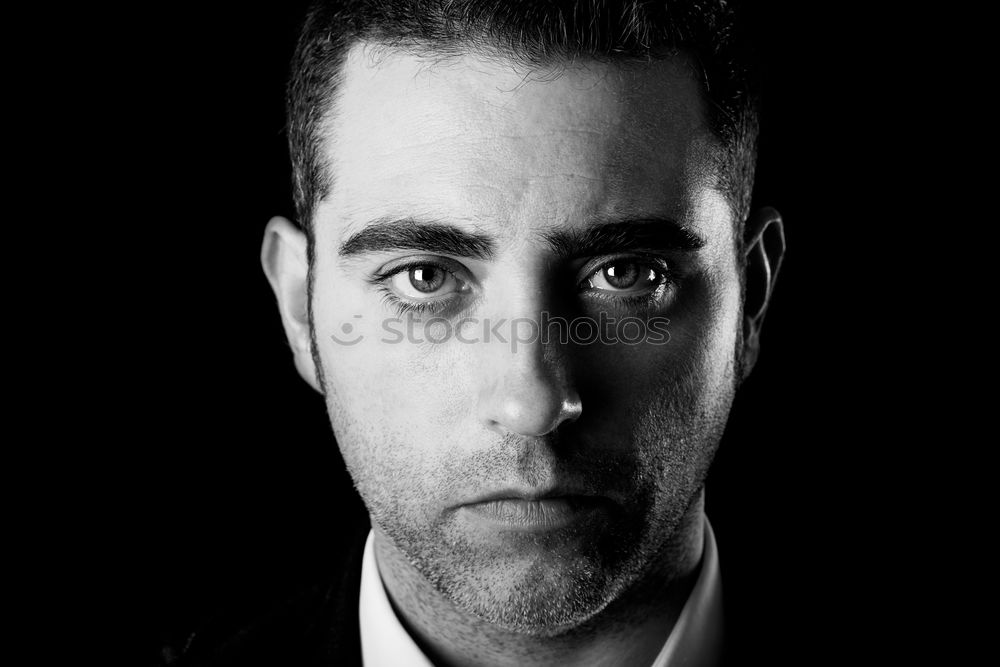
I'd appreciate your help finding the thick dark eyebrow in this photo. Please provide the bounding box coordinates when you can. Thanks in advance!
[543,219,706,258]
[338,217,496,260]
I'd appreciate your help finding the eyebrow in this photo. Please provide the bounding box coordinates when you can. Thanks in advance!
[543,218,706,257]
[337,215,704,261]
[338,217,497,260]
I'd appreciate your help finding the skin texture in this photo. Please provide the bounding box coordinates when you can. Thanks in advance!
[262,42,784,667]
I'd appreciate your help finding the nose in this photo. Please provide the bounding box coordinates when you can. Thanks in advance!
[477,338,582,437]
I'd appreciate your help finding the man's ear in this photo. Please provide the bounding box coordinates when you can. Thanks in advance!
[740,206,786,383]
[261,216,322,393]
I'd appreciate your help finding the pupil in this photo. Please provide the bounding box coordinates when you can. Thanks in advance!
[604,262,640,289]
[410,266,444,293]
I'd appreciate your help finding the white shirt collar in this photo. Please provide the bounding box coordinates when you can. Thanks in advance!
[358,529,436,667]
[359,517,723,667]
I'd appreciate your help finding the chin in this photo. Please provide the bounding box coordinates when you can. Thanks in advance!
[435,551,630,636]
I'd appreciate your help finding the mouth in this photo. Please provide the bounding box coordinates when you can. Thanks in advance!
[459,490,613,531]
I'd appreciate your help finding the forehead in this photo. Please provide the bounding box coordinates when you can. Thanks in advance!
[316,41,727,239]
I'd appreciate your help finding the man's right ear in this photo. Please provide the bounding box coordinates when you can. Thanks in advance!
[261,216,322,393]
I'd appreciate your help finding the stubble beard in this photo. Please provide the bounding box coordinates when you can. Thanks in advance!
[335,376,733,638]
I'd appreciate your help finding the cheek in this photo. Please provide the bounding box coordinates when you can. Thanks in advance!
[571,269,741,508]
[320,330,478,439]
[311,254,473,420]
[318,337,477,523]
[309,267,484,506]
[580,269,741,407]
[678,270,742,387]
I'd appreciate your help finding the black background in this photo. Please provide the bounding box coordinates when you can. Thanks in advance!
[78,2,921,663]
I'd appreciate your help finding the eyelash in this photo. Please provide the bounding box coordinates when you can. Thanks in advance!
[369,256,676,317]
[369,261,466,317]
[376,287,449,317]
[578,255,676,313]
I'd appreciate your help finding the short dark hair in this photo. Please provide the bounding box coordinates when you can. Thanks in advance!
[286,0,762,242]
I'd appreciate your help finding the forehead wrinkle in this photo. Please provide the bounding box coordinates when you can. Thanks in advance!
[326,42,705,160]
[319,42,724,255]
[326,43,627,156]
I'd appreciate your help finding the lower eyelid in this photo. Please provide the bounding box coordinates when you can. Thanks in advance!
[376,284,466,316]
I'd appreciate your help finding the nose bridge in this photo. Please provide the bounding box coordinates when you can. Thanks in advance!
[476,293,582,437]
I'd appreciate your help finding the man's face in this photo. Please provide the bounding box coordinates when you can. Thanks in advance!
[309,44,741,632]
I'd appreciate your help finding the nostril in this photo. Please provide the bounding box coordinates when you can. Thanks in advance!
[486,382,582,437]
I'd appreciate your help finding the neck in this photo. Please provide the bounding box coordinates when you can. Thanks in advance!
[373,492,706,667]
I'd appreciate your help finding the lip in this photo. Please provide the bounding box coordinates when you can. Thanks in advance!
[463,485,600,505]
[460,493,611,531]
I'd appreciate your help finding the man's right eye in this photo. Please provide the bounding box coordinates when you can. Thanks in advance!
[391,265,458,297]
[370,260,474,316]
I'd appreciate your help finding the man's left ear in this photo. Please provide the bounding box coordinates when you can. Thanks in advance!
[740,206,786,382]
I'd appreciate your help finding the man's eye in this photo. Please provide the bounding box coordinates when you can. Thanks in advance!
[388,264,461,298]
[369,258,475,317]
[583,261,664,294]
[402,265,447,293]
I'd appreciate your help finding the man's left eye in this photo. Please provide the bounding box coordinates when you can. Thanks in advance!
[583,260,664,294]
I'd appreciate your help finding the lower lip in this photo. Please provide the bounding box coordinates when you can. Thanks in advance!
[461,497,609,531]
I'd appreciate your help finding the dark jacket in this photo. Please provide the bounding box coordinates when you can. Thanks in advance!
[159,520,369,667]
